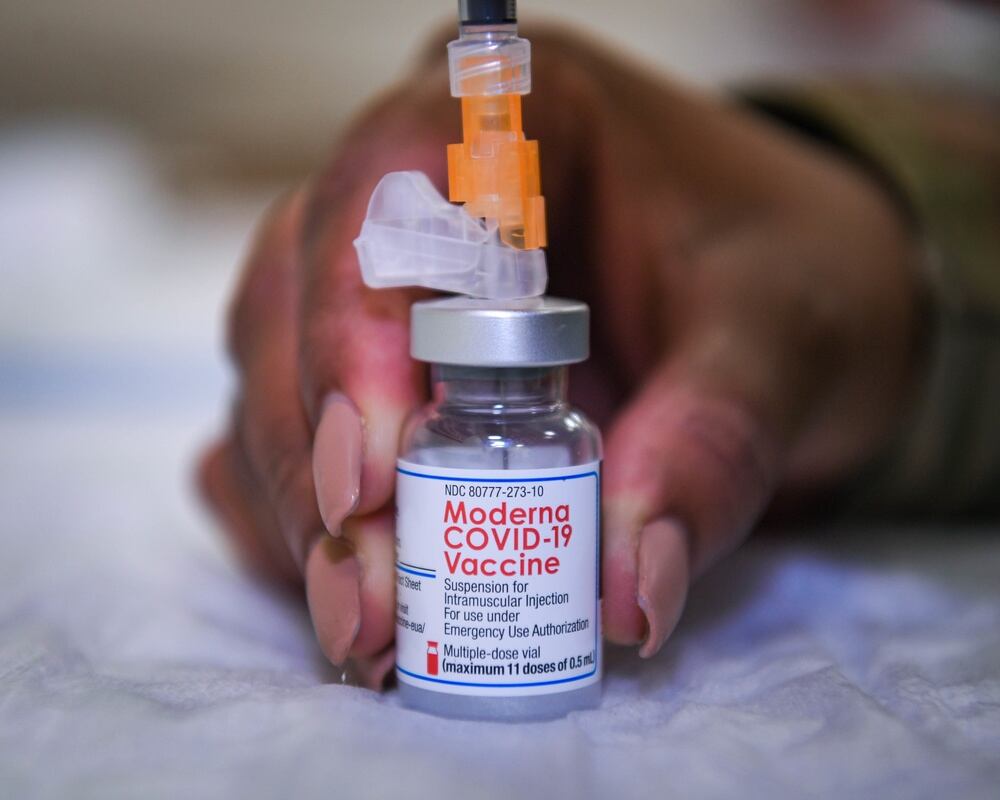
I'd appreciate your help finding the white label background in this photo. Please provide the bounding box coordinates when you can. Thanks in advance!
[395,460,601,697]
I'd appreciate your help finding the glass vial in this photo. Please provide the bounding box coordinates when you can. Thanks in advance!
[394,297,602,721]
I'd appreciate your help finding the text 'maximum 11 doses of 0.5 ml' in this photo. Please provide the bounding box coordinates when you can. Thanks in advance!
[353,0,603,721]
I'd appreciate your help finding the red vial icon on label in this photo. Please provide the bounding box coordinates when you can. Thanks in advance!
[426,641,439,676]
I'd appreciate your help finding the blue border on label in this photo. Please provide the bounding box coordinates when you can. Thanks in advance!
[395,465,601,690]
[396,563,437,579]
[397,664,597,689]
[396,467,599,483]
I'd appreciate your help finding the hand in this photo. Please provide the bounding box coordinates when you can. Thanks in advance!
[198,26,920,684]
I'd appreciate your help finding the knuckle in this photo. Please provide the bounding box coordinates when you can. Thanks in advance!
[263,437,319,550]
[678,401,777,505]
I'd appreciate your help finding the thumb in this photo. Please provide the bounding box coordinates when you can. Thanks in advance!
[600,362,784,656]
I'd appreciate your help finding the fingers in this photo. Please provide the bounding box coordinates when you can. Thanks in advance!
[219,81,461,682]
[305,510,396,667]
[597,202,878,656]
[200,434,396,681]
[601,366,783,656]
[222,181,397,677]
[226,189,330,570]
[297,85,457,526]
[234,338,320,567]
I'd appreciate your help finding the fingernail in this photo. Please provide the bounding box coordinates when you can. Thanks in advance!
[637,517,690,659]
[313,393,362,536]
[358,646,396,692]
[305,536,361,666]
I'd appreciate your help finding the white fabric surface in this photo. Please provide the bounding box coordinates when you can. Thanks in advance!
[1,129,998,800]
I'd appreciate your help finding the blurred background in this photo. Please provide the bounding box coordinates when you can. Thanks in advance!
[3,0,999,188]
[2,0,998,432]
[1,2,999,795]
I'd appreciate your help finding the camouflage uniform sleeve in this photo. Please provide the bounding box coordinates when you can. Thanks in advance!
[745,82,1000,516]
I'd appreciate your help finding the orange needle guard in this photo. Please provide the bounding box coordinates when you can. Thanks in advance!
[447,50,546,251]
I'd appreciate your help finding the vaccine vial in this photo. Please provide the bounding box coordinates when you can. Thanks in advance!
[394,296,603,721]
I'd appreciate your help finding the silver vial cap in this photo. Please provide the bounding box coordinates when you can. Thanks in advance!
[410,296,589,367]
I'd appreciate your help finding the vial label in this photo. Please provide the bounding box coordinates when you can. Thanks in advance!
[395,460,601,697]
